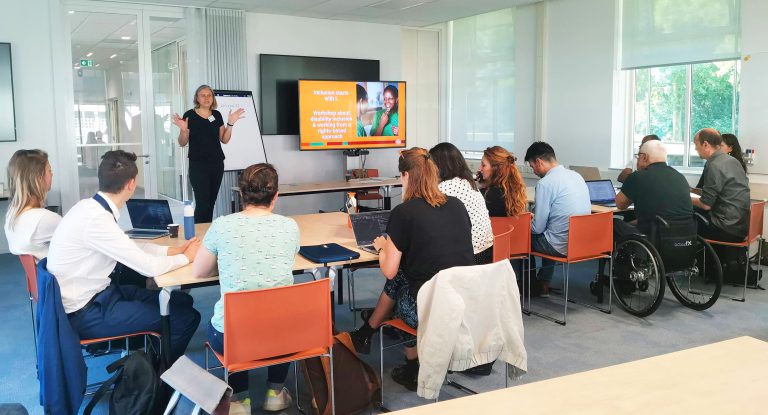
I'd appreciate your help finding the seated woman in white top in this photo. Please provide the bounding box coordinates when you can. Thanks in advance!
[4,149,61,261]
[429,142,494,264]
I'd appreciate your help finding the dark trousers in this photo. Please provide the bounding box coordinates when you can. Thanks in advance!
[207,321,290,393]
[189,160,224,223]
[530,233,565,281]
[68,284,201,363]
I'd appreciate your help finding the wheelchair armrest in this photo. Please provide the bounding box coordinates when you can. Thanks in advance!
[693,212,710,227]
[654,215,670,230]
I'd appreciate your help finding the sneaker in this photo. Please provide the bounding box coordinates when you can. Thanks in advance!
[263,388,292,412]
[391,360,418,392]
[539,280,550,298]
[229,397,251,415]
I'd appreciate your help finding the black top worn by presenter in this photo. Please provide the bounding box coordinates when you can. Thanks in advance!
[184,109,225,223]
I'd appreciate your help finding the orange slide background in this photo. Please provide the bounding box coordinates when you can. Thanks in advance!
[299,80,406,150]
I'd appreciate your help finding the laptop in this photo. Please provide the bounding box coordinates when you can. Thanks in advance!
[585,180,619,207]
[349,211,391,254]
[125,199,173,239]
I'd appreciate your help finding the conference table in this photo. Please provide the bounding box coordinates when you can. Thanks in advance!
[390,336,768,414]
[153,212,378,365]
[525,186,615,213]
[232,177,403,211]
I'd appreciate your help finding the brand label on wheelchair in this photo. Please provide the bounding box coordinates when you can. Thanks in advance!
[674,240,693,247]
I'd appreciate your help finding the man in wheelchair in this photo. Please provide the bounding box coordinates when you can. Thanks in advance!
[591,140,721,315]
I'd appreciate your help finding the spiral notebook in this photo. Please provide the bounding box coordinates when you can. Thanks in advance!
[299,243,360,264]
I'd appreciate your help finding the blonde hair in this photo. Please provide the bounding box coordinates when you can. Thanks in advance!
[6,149,49,229]
[193,84,218,110]
[483,146,527,217]
[398,147,447,207]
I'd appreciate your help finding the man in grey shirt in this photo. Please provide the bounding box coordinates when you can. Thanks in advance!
[692,128,750,242]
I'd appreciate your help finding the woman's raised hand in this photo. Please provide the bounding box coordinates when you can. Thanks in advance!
[171,113,188,132]
[227,108,246,125]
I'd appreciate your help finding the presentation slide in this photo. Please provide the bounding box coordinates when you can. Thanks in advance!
[299,80,406,150]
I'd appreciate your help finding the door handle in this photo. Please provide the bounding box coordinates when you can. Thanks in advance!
[137,154,150,158]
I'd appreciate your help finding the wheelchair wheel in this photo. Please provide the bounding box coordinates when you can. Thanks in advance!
[611,235,666,317]
[666,236,722,310]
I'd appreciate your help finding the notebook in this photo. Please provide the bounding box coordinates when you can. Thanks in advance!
[349,210,391,254]
[585,180,618,207]
[299,243,360,264]
[125,199,172,239]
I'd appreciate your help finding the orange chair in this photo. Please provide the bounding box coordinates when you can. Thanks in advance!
[529,211,614,325]
[704,200,765,302]
[378,318,417,409]
[491,213,533,310]
[355,168,384,209]
[205,279,335,414]
[491,225,513,263]
[20,256,160,392]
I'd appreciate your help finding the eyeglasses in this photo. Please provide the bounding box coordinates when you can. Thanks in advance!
[634,152,647,159]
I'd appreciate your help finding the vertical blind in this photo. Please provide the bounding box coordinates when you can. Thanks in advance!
[621,0,741,69]
[449,8,515,152]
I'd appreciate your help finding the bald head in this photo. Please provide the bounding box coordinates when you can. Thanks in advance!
[693,128,722,160]
[640,140,667,164]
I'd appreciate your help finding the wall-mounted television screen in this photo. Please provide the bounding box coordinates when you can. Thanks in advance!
[0,43,16,142]
[299,80,406,151]
[259,54,379,136]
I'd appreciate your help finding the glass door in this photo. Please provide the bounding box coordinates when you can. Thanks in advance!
[70,10,148,199]
[151,31,185,201]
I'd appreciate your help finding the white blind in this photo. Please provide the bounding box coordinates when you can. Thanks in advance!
[449,8,515,152]
[621,0,741,70]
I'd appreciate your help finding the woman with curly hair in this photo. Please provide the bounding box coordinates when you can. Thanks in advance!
[478,146,527,217]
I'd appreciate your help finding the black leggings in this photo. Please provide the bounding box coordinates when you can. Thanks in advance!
[189,160,224,223]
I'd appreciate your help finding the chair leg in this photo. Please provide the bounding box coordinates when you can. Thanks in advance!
[294,363,303,413]
[379,326,385,410]
[329,347,336,415]
[505,361,509,388]
[29,299,38,369]
[562,263,569,326]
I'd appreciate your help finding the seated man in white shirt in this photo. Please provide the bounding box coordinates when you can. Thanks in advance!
[48,150,201,362]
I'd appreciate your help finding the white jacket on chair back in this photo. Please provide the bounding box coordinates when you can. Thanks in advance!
[416,260,527,399]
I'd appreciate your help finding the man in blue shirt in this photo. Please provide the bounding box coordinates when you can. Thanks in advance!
[525,142,591,296]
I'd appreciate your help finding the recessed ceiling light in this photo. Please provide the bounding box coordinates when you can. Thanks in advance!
[95,64,100,67]
[68,10,75,14]
[110,54,117,59]
[401,2,425,10]
[74,65,80,69]
[86,52,93,57]
[121,36,131,40]
[367,0,391,6]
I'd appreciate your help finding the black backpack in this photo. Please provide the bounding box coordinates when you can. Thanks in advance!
[83,350,160,415]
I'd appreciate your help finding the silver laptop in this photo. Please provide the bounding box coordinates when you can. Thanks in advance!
[349,211,391,254]
[585,180,618,207]
[125,199,172,239]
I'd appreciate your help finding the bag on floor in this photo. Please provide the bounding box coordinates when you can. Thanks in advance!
[301,332,381,415]
[83,350,160,415]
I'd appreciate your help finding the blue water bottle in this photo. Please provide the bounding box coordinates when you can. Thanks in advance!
[183,201,195,240]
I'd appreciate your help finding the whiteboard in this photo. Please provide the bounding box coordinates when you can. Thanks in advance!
[214,90,268,171]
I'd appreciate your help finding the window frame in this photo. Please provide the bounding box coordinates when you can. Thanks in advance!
[625,59,740,171]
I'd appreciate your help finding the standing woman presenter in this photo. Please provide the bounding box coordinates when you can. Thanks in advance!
[173,85,245,223]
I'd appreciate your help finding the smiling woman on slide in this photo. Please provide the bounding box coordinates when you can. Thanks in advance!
[172,84,245,223]
[370,84,399,136]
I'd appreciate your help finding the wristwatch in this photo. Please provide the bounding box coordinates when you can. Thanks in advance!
[227,122,234,127]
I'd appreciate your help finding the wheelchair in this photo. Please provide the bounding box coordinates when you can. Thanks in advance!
[590,215,723,317]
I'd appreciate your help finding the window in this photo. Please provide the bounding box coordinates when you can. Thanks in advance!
[629,60,739,168]
[448,8,515,154]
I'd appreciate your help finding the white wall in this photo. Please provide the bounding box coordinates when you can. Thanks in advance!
[738,0,768,175]
[541,0,616,167]
[245,13,405,215]
[0,0,60,254]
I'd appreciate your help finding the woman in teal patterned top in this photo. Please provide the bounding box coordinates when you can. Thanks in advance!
[370,84,399,136]
[192,163,299,412]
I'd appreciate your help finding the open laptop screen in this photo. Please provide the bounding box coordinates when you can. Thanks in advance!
[585,180,617,203]
[349,211,390,246]
[126,199,173,230]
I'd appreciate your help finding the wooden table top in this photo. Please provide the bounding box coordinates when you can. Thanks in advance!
[153,212,378,288]
[391,336,768,414]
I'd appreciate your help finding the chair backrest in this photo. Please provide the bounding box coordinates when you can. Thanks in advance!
[748,200,765,243]
[492,213,533,259]
[567,211,613,261]
[491,225,513,263]
[652,216,698,273]
[18,255,38,302]
[223,279,332,367]
[569,165,601,181]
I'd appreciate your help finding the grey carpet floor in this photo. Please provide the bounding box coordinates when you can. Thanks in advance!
[1,253,766,414]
